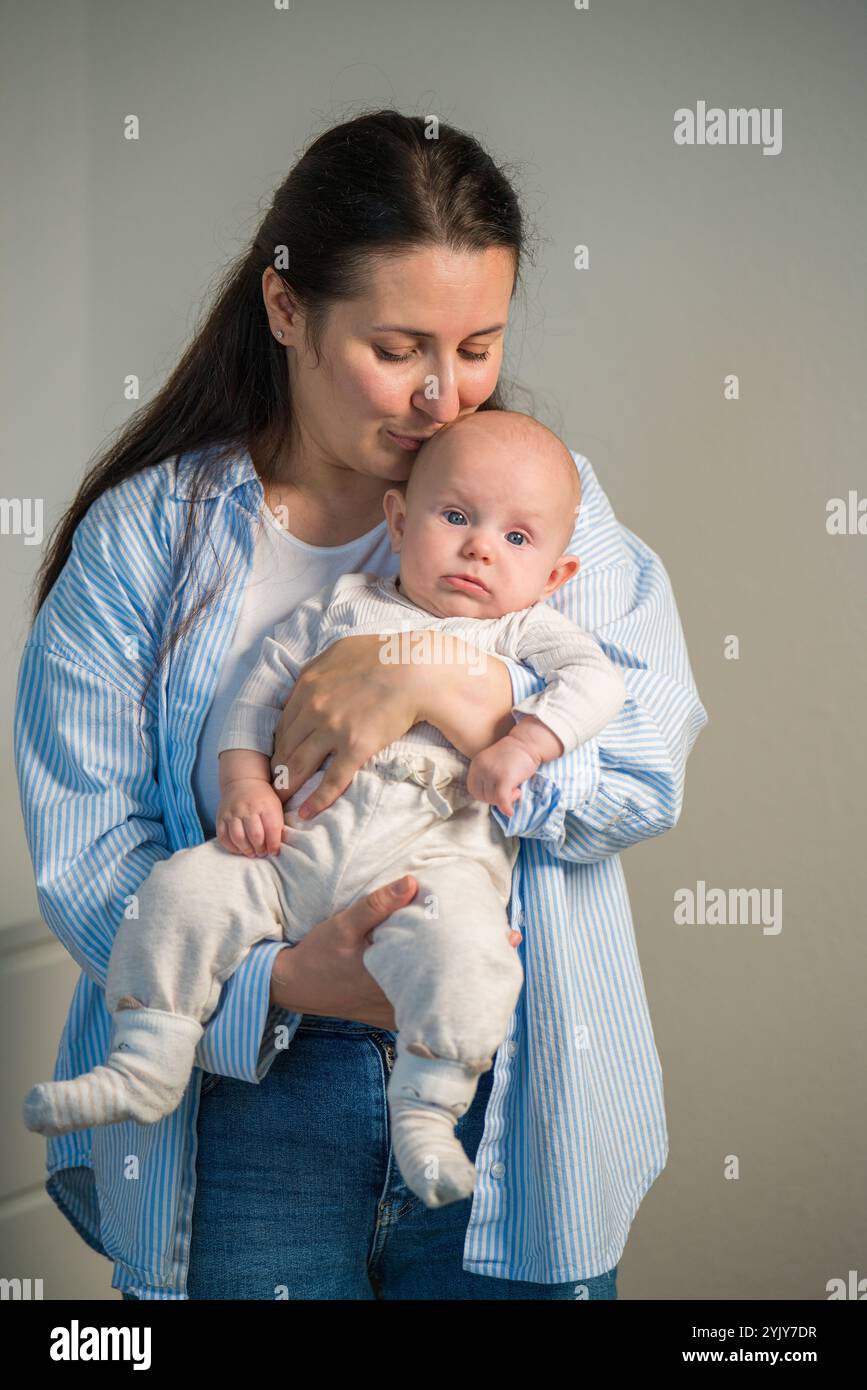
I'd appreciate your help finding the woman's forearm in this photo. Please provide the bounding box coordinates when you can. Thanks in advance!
[417,644,515,758]
[268,630,518,816]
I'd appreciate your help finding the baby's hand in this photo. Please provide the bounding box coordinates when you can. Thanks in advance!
[467,738,540,818]
[216,780,285,857]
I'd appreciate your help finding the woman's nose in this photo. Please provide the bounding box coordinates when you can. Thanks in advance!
[411,365,462,422]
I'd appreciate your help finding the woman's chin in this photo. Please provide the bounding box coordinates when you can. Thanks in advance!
[378,446,414,479]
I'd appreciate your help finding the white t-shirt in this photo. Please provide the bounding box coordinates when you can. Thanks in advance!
[191,503,398,837]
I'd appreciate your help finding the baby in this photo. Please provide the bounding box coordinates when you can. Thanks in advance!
[23,411,627,1208]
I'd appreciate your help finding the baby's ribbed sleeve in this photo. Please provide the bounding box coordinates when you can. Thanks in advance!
[506,603,627,753]
[216,586,333,757]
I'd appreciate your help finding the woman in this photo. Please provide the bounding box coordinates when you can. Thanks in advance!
[15,110,707,1300]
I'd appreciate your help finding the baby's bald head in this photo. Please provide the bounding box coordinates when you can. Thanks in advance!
[405,410,582,554]
[382,410,582,619]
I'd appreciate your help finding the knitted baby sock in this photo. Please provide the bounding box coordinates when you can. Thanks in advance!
[387,1048,485,1208]
[22,1007,204,1137]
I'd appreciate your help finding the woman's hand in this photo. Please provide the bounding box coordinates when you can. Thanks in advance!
[271,634,421,819]
[269,875,523,1029]
[270,631,517,819]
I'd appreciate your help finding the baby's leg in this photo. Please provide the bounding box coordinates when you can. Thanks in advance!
[363,857,523,1066]
[23,840,290,1137]
[362,859,523,1208]
[105,838,292,1020]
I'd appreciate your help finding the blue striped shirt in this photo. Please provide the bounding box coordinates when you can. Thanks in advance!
[14,443,708,1294]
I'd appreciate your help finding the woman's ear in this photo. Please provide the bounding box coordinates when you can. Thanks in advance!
[382,488,408,553]
[262,265,303,347]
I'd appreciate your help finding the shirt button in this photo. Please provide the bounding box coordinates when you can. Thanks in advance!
[506,1041,518,1057]
[491,1161,506,1179]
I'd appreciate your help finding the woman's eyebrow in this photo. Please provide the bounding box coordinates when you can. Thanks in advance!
[370,323,506,337]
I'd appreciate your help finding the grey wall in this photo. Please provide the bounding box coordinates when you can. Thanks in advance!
[2,0,865,1300]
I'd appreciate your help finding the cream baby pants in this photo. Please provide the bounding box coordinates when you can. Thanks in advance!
[23,742,524,1204]
[109,741,522,1069]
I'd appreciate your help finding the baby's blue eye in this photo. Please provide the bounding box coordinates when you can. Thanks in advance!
[506,531,527,546]
[444,509,467,525]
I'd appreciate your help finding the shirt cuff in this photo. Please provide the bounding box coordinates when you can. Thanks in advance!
[491,770,567,842]
[194,941,303,1083]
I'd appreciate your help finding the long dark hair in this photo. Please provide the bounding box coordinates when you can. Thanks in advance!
[29,108,533,720]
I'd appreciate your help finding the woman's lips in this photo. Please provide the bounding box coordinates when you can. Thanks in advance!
[387,431,424,451]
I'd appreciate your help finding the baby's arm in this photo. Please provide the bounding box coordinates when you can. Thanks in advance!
[467,606,627,816]
[215,588,334,856]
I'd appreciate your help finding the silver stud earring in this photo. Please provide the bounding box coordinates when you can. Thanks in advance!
[275,329,284,340]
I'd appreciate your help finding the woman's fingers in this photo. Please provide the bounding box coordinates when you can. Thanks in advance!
[339,875,419,937]
[295,750,362,819]
[271,656,331,755]
[271,731,333,802]
[272,671,316,741]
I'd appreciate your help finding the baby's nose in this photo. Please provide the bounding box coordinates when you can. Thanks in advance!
[462,532,494,557]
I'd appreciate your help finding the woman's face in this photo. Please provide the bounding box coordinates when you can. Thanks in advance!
[266,244,516,484]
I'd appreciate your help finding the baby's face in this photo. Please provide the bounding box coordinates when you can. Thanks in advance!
[383,435,578,620]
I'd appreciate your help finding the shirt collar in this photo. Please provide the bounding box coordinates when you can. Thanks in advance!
[169,444,263,501]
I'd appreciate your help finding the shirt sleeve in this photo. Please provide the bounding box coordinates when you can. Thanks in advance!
[13,494,296,1087]
[14,640,173,990]
[491,452,709,861]
[193,941,303,1081]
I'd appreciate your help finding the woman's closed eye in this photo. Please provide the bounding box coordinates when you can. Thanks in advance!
[375,346,491,363]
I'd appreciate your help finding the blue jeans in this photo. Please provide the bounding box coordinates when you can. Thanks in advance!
[124,1016,618,1300]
